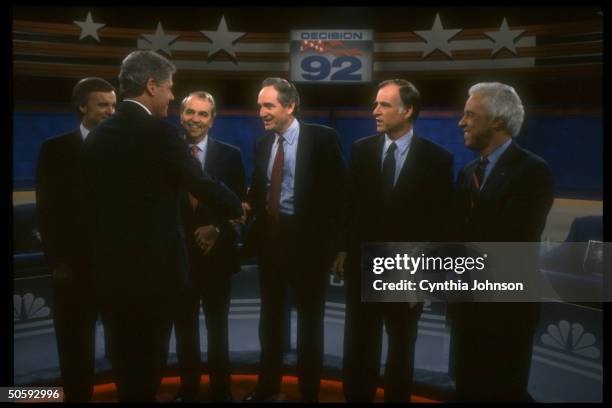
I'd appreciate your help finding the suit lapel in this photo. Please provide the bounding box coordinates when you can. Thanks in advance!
[365,134,385,197]
[372,133,385,171]
[204,137,217,173]
[480,141,519,199]
[70,130,83,156]
[393,133,421,194]
[258,133,275,185]
[294,121,313,210]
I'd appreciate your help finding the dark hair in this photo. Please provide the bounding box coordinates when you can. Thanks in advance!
[261,77,300,117]
[180,91,216,118]
[119,50,176,98]
[378,79,421,123]
[72,77,115,117]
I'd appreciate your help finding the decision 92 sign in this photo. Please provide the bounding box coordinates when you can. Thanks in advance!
[290,30,373,83]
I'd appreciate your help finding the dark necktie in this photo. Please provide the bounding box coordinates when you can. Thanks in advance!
[467,156,489,223]
[472,156,489,191]
[382,142,397,200]
[267,135,284,219]
[188,145,201,211]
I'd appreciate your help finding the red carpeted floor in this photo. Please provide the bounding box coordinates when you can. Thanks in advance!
[90,374,439,402]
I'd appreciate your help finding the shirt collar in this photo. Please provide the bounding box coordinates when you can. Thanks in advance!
[275,118,299,146]
[123,99,152,115]
[484,138,512,167]
[187,134,208,152]
[384,128,413,155]
[79,123,90,140]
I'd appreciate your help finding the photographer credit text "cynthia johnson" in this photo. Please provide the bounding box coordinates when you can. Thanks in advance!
[372,279,524,292]
[370,253,524,292]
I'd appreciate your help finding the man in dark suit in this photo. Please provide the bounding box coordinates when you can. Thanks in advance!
[36,77,116,402]
[448,82,554,401]
[80,50,242,402]
[243,77,345,402]
[172,91,246,402]
[333,79,453,402]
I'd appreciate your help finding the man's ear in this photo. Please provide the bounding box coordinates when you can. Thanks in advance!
[403,106,413,121]
[145,78,157,96]
[78,104,87,116]
[286,102,296,116]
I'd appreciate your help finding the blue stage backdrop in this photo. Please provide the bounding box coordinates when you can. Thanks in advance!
[13,109,602,200]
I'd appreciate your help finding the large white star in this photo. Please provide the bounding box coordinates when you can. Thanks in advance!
[74,11,105,42]
[485,18,524,56]
[141,22,179,56]
[200,16,246,63]
[414,13,462,58]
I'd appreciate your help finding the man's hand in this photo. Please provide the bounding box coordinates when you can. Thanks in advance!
[194,225,220,256]
[53,263,74,285]
[230,202,251,226]
[331,251,347,281]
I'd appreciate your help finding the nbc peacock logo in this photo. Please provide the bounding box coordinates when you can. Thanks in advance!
[13,293,50,322]
[540,320,600,359]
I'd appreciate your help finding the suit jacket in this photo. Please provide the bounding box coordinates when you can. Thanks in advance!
[451,141,554,243]
[448,141,555,324]
[80,101,242,298]
[344,133,454,255]
[246,121,346,264]
[180,137,246,276]
[36,130,92,284]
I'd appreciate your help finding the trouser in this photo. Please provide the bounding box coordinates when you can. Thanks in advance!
[256,214,328,399]
[342,263,421,402]
[52,278,97,402]
[173,268,232,400]
[450,302,539,402]
[100,294,172,402]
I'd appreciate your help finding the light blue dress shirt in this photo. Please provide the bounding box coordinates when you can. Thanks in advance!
[187,135,209,169]
[381,129,414,187]
[266,118,299,215]
[480,138,512,189]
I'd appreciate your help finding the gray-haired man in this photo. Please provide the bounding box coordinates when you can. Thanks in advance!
[448,82,554,401]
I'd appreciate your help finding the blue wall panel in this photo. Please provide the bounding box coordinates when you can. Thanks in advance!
[13,110,602,199]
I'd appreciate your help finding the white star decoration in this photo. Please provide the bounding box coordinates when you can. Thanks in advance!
[414,13,462,58]
[485,18,524,56]
[142,22,179,56]
[74,11,105,42]
[200,16,246,63]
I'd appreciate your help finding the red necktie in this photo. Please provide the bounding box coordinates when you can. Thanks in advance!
[267,136,284,219]
[188,145,201,211]
[467,156,489,223]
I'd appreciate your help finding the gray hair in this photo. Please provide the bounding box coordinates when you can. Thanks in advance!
[468,82,525,137]
[119,50,176,98]
[261,77,300,117]
[180,91,216,118]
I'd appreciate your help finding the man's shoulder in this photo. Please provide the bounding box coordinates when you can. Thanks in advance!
[127,114,179,139]
[42,130,80,148]
[300,121,339,138]
[414,134,453,162]
[254,132,274,148]
[353,133,382,150]
[512,142,549,167]
[211,138,241,155]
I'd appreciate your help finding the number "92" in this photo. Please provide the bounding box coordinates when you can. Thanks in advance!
[301,55,362,81]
